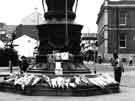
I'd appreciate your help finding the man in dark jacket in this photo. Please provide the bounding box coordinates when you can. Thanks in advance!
[19,56,29,74]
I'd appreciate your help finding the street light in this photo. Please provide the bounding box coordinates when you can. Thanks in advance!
[91,40,97,74]
[5,32,18,73]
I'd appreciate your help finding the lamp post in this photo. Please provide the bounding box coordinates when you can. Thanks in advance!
[5,33,17,73]
[93,43,96,74]
[91,40,97,74]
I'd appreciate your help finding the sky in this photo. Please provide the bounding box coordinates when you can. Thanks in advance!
[0,0,104,33]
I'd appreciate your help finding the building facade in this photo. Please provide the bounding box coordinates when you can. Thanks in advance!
[14,10,43,57]
[15,24,39,57]
[13,35,38,57]
[21,10,45,25]
[97,0,135,61]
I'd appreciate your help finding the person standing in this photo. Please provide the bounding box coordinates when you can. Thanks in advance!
[112,53,124,83]
[129,56,133,66]
[19,56,29,74]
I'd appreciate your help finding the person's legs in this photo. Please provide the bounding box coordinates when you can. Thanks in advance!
[114,70,117,82]
[118,71,122,83]
[114,70,122,83]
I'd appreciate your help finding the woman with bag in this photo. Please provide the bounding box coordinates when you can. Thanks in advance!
[112,53,124,83]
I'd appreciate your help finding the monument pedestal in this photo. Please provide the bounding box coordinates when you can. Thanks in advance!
[0,0,120,96]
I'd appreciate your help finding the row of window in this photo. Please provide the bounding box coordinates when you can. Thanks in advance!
[119,11,127,25]
[119,33,135,48]
[119,34,126,48]
[114,11,127,48]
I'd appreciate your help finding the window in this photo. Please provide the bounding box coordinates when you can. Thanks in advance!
[119,11,127,25]
[119,34,126,48]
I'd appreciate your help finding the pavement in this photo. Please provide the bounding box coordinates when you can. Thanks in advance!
[0,64,134,101]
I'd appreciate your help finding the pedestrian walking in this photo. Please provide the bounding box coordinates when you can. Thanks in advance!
[98,56,102,64]
[129,56,133,66]
[112,53,124,83]
[19,56,29,74]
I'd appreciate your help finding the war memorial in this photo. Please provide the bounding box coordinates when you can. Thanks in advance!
[0,0,119,96]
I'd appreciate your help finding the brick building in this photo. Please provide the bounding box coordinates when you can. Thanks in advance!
[97,0,135,61]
